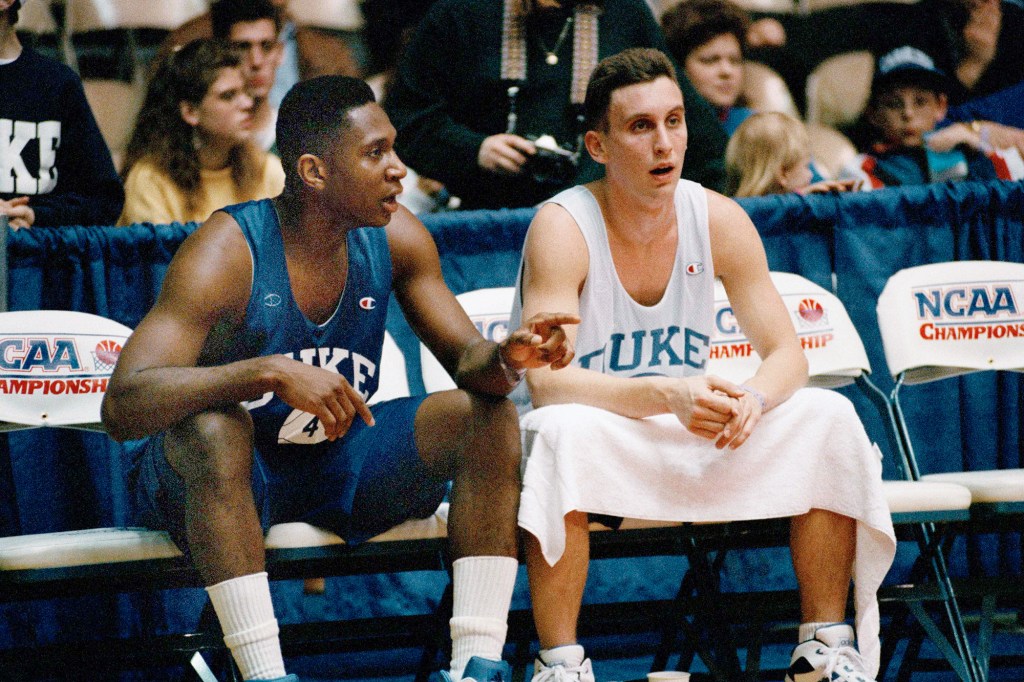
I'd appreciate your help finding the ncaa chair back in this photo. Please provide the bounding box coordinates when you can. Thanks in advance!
[706,271,870,388]
[878,261,1024,386]
[877,260,1024,498]
[420,287,516,394]
[0,310,131,432]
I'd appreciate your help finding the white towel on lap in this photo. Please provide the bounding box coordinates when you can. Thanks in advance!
[518,387,896,675]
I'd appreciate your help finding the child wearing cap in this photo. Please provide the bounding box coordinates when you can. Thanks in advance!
[840,46,1022,189]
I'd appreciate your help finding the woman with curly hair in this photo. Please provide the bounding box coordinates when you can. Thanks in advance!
[118,38,284,225]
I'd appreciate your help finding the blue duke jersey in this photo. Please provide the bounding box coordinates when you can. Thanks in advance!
[511,181,714,389]
[218,199,390,452]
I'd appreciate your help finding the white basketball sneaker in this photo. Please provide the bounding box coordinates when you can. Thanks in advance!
[530,645,595,682]
[784,623,877,682]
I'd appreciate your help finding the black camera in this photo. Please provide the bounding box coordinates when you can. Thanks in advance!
[526,135,579,186]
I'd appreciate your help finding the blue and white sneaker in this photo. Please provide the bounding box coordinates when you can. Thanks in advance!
[530,644,595,682]
[430,657,512,682]
[244,676,299,682]
[785,624,876,682]
[530,657,595,682]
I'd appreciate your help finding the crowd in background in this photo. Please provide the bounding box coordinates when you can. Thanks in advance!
[2,0,1023,230]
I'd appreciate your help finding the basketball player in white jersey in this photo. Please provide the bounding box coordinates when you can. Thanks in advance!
[511,48,893,682]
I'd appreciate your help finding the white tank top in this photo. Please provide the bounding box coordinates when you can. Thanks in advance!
[512,180,715,383]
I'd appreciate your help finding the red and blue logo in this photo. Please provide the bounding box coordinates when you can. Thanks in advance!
[912,282,1024,341]
[359,297,376,311]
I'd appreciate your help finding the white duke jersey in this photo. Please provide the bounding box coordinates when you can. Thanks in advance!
[512,180,714,386]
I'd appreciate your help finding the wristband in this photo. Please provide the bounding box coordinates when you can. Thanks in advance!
[498,347,527,386]
[739,384,767,412]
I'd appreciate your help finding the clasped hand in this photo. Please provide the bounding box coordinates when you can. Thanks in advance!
[667,375,763,450]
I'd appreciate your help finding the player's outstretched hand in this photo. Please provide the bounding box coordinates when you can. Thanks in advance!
[270,355,375,441]
[665,374,745,442]
[500,312,580,371]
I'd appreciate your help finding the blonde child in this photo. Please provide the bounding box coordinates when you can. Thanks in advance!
[726,111,855,197]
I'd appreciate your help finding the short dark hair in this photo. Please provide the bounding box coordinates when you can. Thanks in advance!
[210,0,282,38]
[661,0,749,65]
[276,76,377,195]
[584,48,678,132]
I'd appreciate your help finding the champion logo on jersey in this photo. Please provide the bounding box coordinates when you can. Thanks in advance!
[263,293,282,307]
[359,296,377,310]
[686,261,704,275]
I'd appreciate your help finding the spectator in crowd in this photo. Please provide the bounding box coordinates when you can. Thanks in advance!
[118,39,284,226]
[104,75,577,682]
[661,0,752,135]
[209,0,283,152]
[511,47,894,682]
[726,112,859,196]
[359,0,455,215]
[384,0,729,210]
[162,0,363,112]
[741,0,1023,113]
[0,0,123,228]
[929,80,1024,156]
[840,46,1021,190]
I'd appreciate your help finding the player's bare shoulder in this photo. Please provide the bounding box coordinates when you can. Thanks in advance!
[704,188,767,280]
[383,202,444,284]
[524,202,589,274]
[705,188,755,236]
[162,209,254,319]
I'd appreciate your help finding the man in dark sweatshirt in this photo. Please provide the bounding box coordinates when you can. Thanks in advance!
[384,0,728,210]
[0,0,124,228]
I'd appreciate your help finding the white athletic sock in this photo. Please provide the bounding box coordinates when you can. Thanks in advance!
[449,556,518,680]
[206,572,287,680]
[539,644,586,667]
[799,621,844,643]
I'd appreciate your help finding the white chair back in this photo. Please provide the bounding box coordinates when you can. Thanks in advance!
[805,51,874,129]
[287,0,365,31]
[368,331,409,405]
[14,0,58,34]
[421,287,516,394]
[707,272,871,388]
[877,260,1024,385]
[0,311,132,430]
[67,0,208,32]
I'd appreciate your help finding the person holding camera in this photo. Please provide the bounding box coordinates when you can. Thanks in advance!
[384,0,728,210]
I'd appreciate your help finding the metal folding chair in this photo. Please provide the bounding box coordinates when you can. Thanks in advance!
[701,272,979,681]
[877,260,1024,681]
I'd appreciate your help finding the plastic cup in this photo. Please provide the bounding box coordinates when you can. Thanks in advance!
[646,672,691,682]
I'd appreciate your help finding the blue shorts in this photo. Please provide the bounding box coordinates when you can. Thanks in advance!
[127,396,448,553]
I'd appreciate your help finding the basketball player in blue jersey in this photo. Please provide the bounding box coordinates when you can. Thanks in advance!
[511,49,893,682]
[102,76,578,682]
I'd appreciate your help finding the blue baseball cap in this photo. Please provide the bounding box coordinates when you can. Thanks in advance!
[872,46,951,97]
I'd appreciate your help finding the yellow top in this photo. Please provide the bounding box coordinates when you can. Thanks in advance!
[118,153,285,226]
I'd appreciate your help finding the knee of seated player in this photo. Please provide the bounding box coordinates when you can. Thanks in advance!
[164,404,255,488]
[463,392,521,470]
[425,390,522,476]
